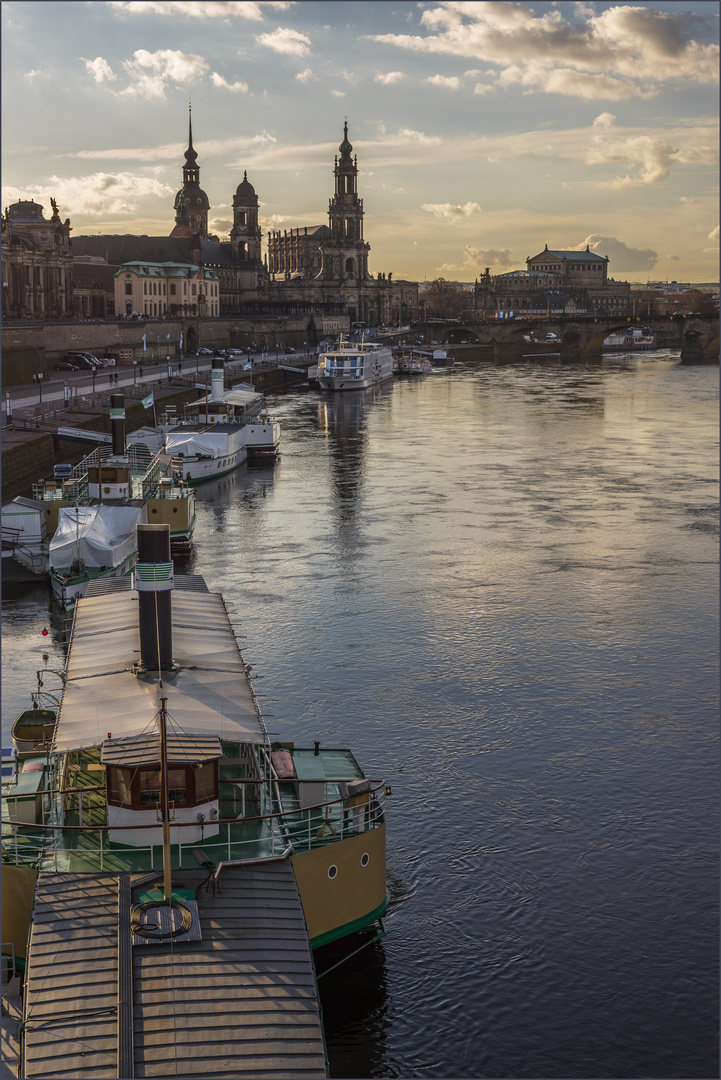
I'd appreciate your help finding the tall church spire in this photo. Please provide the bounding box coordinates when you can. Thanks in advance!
[171,102,210,237]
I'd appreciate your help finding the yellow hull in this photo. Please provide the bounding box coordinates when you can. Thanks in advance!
[291,822,387,947]
[1,864,37,966]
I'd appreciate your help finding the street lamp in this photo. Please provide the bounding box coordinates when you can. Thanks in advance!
[33,372,44,404]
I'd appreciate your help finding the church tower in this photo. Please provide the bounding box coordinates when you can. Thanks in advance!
[322,120,370,282]
[171,104,210,237]
[230,172,262,263]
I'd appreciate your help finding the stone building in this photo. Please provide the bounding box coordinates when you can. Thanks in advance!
[267,122,418,326]
[474,245,631,318]
[114,261,219,319]
[1,199,74,319]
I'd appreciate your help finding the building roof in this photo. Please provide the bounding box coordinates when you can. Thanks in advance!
[73,235,198,265]
[529,247,608,263]
[113,260,218,280]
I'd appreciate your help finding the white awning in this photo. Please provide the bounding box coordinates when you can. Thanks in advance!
[53,591,266,753]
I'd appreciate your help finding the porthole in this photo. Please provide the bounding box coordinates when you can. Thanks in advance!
[360,853,369,868]
[172,507,178,513]
[327,865,338,880]
[151,508,157,514]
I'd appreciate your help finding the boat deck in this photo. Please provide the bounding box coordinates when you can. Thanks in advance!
[3,745,383,875]
[22,866,327,1078]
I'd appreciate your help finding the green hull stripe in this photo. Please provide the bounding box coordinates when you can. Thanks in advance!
[309,890,390,951]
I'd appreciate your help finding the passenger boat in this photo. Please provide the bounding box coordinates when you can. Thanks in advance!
[2,523,389,1077]
[395,353,432,376]
[317,337,394,391]
[602,328,658,350]
[128,358,281,480]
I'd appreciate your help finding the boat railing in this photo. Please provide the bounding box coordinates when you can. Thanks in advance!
[1,781,388,871]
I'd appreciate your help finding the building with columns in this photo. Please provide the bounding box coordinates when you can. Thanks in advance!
[1,199,74,319]
[473,245,631,318]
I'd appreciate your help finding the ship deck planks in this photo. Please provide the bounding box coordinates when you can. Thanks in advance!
[22,864,327,1078]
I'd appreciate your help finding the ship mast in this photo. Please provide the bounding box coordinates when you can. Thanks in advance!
[158,696,173,900]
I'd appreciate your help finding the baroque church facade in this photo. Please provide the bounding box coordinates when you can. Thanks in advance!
[42,113,418,326]
[267,122,417,326]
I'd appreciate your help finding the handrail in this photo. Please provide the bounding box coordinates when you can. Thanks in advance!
[1,781,387,831]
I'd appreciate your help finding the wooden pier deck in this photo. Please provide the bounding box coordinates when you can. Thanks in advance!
[22,863,327,1078]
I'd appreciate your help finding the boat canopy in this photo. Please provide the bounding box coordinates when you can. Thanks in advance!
[53,591,267,753]
[101,732,222,768]
[223,389,265,410]
[48,504,146,570]
[164,431,226,457]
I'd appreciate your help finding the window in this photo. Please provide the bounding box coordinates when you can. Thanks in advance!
[125,283,132,295]
[192,284,196,296]
[170,283,176,296]
[144,282,147,295]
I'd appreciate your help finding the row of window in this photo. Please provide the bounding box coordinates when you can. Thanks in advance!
[533,263,603,272]
[107,761,218,810]
[140,300,219,316]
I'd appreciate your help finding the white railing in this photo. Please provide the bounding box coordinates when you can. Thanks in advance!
[1,782,387,872]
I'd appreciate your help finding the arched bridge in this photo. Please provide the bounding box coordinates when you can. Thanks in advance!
[413,314,718,361]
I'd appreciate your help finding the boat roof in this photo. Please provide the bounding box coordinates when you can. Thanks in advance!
[53,590,267,753]
[223,389,265,408]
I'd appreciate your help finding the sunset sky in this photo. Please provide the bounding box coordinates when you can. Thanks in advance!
[2,0,718,282]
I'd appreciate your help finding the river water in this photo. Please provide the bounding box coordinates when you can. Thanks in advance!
[2,350,718,1078]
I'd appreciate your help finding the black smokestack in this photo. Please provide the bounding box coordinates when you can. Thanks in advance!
[110,394,126,456]
[136,524,173,670]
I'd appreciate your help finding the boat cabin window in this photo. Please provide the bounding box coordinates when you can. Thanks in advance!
[106,761,219,810]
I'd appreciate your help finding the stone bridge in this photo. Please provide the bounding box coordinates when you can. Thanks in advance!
[414,314,719,362]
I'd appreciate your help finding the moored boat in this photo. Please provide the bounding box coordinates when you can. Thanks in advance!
[603,328,658,350]
[2,524,389,1071]
[317,337,394,391]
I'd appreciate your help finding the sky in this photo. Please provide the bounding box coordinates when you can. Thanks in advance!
[2,0,719,283]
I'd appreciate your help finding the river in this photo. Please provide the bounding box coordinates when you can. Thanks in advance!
[2,349,718,1078]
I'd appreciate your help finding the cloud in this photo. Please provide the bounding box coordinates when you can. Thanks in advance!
[256,27,311,56]
[66,132,277,162]
[209,217,233,234]
[375,71,405,85]
[118,49,209,99]
[365,2,719,100]
[461,244,513,268]
[421,201,482,223]
[109,1,292,20]
[426,74,460,89]
[1,172,175,218]
[83,57,117,83]
[666,254,680,261]
[296,68,317,83]
[398,128,441,144]
[210,72,248,92]
[708,226,720,242]
[586,112,716,187]
[572,235,658,271]
[330,90,346,98]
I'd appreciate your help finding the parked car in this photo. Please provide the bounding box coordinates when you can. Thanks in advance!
[197,348,213,356]
[286,347,296,354]
[54,361,79,371]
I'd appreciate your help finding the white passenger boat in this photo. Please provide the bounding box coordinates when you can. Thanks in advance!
[603,328,658,350]
[129,359,280,481]
[317,338,394,391]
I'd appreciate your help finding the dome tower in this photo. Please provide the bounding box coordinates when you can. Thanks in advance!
[230,172,262,263]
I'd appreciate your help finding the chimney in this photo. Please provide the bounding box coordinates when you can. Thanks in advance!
[109,393,126,456]
[211,354,225,404]
[135,524,174,670]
